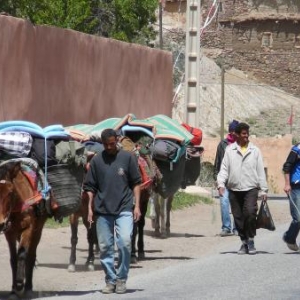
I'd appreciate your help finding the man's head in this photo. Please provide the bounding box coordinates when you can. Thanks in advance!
[228,120,239,133]
[101,129,118,155]
[234,122,250,146]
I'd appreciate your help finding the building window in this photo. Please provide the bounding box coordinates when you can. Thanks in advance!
[218,2,223,12]
[295,34,300,48]
[261,32,272,47]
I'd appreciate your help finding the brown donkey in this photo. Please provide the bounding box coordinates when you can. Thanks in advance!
[0,160,49,299]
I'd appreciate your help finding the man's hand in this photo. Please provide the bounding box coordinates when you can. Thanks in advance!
[283,183,291,195]
[218,187,225,197]
[261,194,268,202]
[133,206,141,222]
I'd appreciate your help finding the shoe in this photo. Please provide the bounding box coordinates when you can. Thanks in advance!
[247,240,256,255]
[116,279,126,294]
[131,255,138,264]
[237,243,248,255]
[283,233,299,251]
[220,230,232,237]
[232,229,239,236]
[102,283,115,294]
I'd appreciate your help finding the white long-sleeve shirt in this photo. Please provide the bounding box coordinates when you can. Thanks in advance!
[217,141,268,194]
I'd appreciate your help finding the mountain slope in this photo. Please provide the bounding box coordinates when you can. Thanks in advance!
[172,55,300,141]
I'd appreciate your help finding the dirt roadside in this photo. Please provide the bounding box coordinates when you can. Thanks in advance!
[0,197,291,299]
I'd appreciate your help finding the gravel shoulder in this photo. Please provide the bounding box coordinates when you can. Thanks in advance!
[0,198,291,299]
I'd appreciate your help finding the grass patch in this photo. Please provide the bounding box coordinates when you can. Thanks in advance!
[45,217,70,229]
[172,191,213,210]
[146,191,213,217]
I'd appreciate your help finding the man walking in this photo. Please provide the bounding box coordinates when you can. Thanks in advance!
[282,143,300,251]
[217,122,268,255]
[214,120,239,236]
[84,128,141,294]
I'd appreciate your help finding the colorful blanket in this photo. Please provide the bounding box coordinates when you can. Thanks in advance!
[67,114,193,145]
[0,120,70,140]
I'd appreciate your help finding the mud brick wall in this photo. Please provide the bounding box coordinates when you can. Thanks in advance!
[0,16,173,126]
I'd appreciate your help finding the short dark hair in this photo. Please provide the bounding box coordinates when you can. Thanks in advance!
[235,122,250,134]
[101,128,117,142]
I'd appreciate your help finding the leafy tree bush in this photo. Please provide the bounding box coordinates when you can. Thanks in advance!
[0,0,158,44]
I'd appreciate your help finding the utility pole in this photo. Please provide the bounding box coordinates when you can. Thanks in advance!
[159,1,163,49]
[184,0,201,127]
[220,67,225,140]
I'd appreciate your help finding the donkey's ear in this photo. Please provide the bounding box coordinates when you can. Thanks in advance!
[9,162,22,179]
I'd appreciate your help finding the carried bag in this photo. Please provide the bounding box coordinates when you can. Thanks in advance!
[0,131,33,158]
[256,201,276,231]
[30,138,57,168]
[150,139,181,162]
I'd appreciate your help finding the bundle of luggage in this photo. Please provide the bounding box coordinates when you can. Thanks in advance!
[66,114,204,196]
[0,121,84,220]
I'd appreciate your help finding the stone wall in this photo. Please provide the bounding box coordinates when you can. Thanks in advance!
[201,134,293,194]
[201,3,300,97]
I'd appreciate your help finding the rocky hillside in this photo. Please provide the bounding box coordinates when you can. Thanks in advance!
[172,56,300,141]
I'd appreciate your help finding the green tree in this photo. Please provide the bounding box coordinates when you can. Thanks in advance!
[0,0,98,34]
[0,0,158,44]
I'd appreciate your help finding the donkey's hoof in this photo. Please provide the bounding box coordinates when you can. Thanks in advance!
[87,263,95,271]
[151,219,156,229]
[24,290,35,299]
[160,232,168,239]
[131,256,138,264]
[138,252,145,260]
[68,264,76,272]
[7,292,19,300]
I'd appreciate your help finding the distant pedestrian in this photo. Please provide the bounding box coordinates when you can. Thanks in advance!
[217,122,268,255]
[282,143,300,251]
[214,120,239,236]
[84,128,141,294]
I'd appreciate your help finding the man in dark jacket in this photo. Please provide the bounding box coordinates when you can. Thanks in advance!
[214,120,239,236]
[84,128,141,294]
[282,143,300,251]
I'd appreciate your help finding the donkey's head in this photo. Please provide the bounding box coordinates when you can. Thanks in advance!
[0,162,23,232]
[0,179,14,232]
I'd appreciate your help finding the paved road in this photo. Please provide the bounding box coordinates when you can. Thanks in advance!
[36,222,300,300]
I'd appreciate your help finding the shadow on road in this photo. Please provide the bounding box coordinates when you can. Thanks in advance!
[0,290,98,300]
[220,251,274,255]
[143,229,204,238]
[36,263,102,272]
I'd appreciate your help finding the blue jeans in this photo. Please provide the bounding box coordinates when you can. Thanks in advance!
[220,188,236,232]
[285,188,300,244]
[96,211,133,284]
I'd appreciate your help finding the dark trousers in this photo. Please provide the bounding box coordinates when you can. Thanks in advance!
[229,188,259,241]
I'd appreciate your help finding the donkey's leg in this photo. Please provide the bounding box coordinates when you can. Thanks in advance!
[137,190,149,259]
[81,192,96,271]
[6,234,18,295]
[131,220,138,264]
[160,196,168,239]
[15,246,26,296]
[24,216,47,295]
[68,213,79,272]
[86,225,96,271]
[137,215,145,258]
[153,193,161,236]
[166,195,174,236]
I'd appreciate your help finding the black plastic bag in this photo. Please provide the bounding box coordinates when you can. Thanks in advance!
[256,201,276,231]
